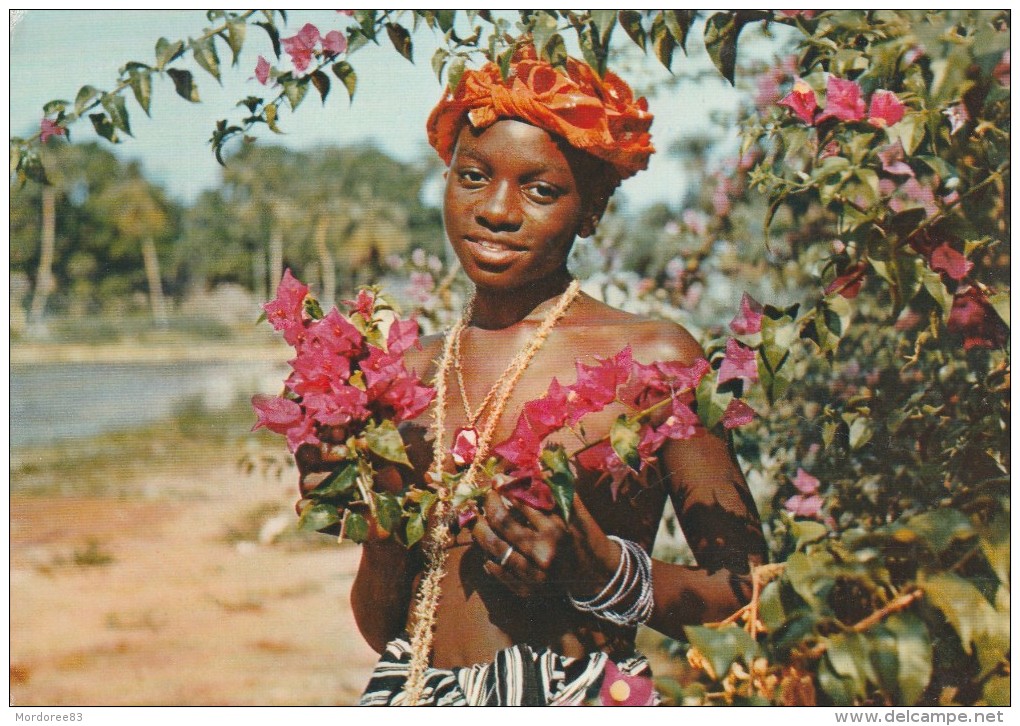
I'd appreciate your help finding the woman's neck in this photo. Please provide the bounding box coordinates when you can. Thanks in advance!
[469,269,574,330]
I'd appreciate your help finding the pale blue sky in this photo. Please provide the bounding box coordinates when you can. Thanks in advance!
[10,10,788,211]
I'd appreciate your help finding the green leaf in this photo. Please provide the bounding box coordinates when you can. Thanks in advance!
[332,61,357,102]
[590,10,616,46]
[757,581,787,632]
[886,612,932,705]
[431,47,449,82]
[405,514,425,546]
[224,17,247,66]
[364,419,411,467]
[166,68,200,102]
[42,99,68,115]
[308,462,358,500]
[531,10,558,56]
[448,56,467,92]
[821,633,870,702]
[650,14,676,71]
[987,291,1009,328]
[128,70,152,115]
[543,33,567,69]
[265,103,281,133]
[976,511,1009,586]
[609,415,641,472]
[791,520,828,549]
[343,511,369,543]
[817,652,856,706]
[190,36,221,82]
[921,571,1008,672]
[540,445,575,522]
[155,37,185,70]
[617,10,646,52]
[385,23,413,62]
[254,21,281,59]
[88,112,119,143]
[101,93,131,136]
[373,491,402,535]
[74,85,100,116]
[298,502,339,532]
[904,508,974,555]
[662,10,695,53]
[282,78,308,110]
[703,11,767,85]
[684,625,760,679]
[436,10,456,33]
[785,550,835,612]
[848,415,873,451]
[919,266,954,323]
[310,70,330,104]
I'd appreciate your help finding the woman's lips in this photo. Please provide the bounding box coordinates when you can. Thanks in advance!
[465,236,523,266]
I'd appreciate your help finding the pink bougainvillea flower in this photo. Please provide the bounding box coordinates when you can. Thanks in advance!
[785,492,824,518]
[877,142,914,177]
[567,349,631,423]
[722,398,756,429]
[302,385,369,427]
[288,347,350,396]
[947,286,1008,350]
[284,414,321,453]
[793,467,820,494]
[494,470,555,511]
[255,55,271,85]
[729,292,765,335]
[778,79,818,124]
[599,660,656,706]
[360,346,405,394]
[336,9,356,15]
[817,76,866,123]
[344,288,376,319]
[451,426,478,467]
[39,118,66,143]
[321,29,347,56]
[943,104,969,135]
[785,468,824,518]
[523,378,570,439]
[386,317,421,356]
[251,394,304,434]
[263,268,309,333]
[929,243,974,282]
[281,22,320,72]
[457,501,479,529]
[718,339,759,384]
[825,261,868,299]
[306,307,363,357]
[492,414,543,469]
[377,369,435,422]
[867,90,906,128]
[891,178,938,216]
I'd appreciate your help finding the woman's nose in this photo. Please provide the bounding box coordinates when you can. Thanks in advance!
[476,179,522,232]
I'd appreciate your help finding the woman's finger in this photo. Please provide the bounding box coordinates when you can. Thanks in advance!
[472,516,548,585]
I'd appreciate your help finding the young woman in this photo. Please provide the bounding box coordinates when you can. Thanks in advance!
[300,49,766,706]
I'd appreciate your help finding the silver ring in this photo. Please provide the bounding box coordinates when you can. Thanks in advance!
[499,545,514,567]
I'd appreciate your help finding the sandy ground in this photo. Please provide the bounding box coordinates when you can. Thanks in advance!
[10,449,680,706]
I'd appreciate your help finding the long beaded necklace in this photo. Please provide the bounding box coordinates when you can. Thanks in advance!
[402,279,582,705]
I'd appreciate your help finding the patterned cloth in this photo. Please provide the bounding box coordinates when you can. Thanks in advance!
[359,633,659,706]
[426,46,655,182]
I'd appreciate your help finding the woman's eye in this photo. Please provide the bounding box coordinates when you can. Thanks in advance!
[459,170,487,185]
[526,183,561,202]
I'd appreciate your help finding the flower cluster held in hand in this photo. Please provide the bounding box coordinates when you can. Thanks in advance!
[252,269,433,452]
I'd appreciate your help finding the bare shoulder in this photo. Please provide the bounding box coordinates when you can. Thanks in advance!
[568,294,704,365]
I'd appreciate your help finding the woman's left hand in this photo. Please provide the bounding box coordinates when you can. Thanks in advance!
[470,490,619,598]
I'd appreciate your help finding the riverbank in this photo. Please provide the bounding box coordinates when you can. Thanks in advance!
[11,339,291,365]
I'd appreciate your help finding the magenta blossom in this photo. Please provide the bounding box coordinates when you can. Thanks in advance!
[785,468,823,518]
[451,427,478,467]
[877,142,914,177]
[929,243,973,282]
[386,317,422,356]
[255,55,271,85]
[599,660,656,706]
[778,79,819,124]
[344,289,376,319]
[263,269,309,333]
[722,398,756,429]
[718,339,759,384]
[947,286,1008,350]
[817,76,866,123]
[251,394,304,434]
[729,292,764,335]
[494,470,555,511]
[282,23,320,72]
[825,261,867,299]
[40,118,66,143]
[321,29,347,56]
[867,90,906,128]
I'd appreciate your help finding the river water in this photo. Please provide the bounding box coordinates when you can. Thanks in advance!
[10,360,288,448]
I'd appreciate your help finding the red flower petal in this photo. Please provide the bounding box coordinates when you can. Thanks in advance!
[867,90,906,128]
[817,76,866,123]
[778,79,819,124]
[722,398,756,429]
[729,292,764,335]
[718,339,759,384]
[929,243,974,282]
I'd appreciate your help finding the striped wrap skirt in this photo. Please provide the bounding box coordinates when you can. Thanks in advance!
[358,632,660,706]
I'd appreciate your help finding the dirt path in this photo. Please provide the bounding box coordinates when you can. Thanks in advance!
[10,454,681,705]
[9,463,380,706]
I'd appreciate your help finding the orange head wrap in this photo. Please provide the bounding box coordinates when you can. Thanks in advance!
[426,47,654,182]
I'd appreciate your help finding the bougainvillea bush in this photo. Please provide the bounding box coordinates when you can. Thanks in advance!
[17,9,1008,707]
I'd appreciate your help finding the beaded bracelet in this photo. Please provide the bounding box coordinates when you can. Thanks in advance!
[567,535,654,627]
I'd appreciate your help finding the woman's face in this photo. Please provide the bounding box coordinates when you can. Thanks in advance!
[443,119,588,291]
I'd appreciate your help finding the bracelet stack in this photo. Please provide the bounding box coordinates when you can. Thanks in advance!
[567,535,654,627]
